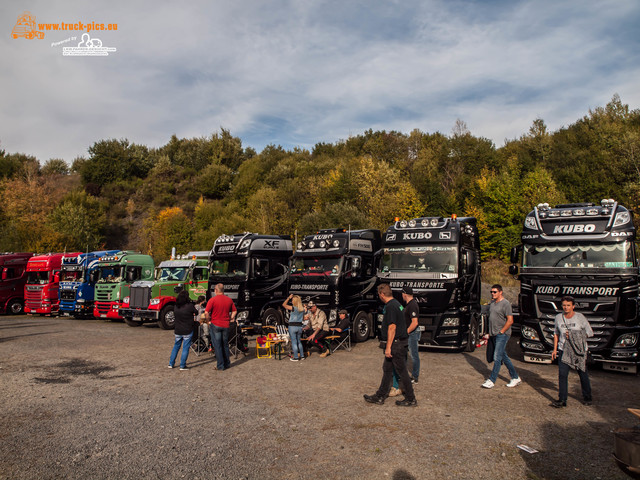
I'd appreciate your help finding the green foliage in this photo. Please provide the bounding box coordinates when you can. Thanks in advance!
[297,203,369,235]
[80,139,151,187]
[48,191,106,250]
[41,159,69,176]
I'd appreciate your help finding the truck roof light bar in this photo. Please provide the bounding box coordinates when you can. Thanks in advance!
[395,217,445,229]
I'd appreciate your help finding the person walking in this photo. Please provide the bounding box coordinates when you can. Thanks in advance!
[364,283,416,406]
[205,283,237,371]
[389,286,420,397]
[551,296,593,408]
[481,284,521,389]
[168,290,198,371]
[283,294,305,361]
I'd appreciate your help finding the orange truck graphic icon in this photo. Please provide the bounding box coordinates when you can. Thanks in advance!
[12,12,44,39]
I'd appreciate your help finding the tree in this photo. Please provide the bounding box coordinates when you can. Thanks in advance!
[42,158,69,176]
[48,191,106,250]
[80,139,151,187]
[145,207,194,260]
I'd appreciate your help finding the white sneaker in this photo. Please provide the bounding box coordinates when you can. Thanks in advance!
[481,379,495,389]
[506,377,522,388]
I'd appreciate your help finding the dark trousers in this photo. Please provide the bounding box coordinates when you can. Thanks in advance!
[376,340,415,401]
[211,325,230,370]
[308,330,328,353]
[558,350,592,402]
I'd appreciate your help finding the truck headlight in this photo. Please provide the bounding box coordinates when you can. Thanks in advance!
[377,314,384,324]
[521,326,540,341]
[237,311,249,321]
[150,299,160,306]
[77,298,85,303]
[329,309,337,322]
[442,317,459,327]
[123,297,130,304]
[614,333,638,347]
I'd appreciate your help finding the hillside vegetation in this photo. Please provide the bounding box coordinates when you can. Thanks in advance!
[1,95,638,264]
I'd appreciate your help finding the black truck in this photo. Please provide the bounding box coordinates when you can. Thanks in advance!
[378,216,483,351]
[511,199,640,373]
[288,228,381,342]
[208,233,292,327]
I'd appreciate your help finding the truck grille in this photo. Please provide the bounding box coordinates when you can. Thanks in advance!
[25,287,42,310]
[129,286,151,309]
[60,289,76,300]
[95,289,113,301]
[95,302,112,316]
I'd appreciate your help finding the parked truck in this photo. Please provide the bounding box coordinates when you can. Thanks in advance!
[58,250,120,318]
[24,252,80,315]
[288,228,381,342]
[0,252,33,315]
[511,199,640,373]
[377,215,484,351]
[92,251,155,321]
[120,251,210,329]
[208,233,292,327]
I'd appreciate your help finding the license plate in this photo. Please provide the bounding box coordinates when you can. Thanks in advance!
[134,316,141,322]
[524,354,552,364]
[418,325,425,331]
[100,314,106,318]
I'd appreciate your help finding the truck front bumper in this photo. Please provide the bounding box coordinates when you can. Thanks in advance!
[119,308,160,321]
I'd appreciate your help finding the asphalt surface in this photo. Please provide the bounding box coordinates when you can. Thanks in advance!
[1,314,639,479]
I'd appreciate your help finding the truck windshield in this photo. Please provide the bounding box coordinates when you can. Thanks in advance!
[523,242,634,268]
[26,271,49,284]
[380,246,458,273]
[157,267,187,281]
[290,257,341,276]
[210,258,247,278]
[96,266,123,283]
[60,270,83,282]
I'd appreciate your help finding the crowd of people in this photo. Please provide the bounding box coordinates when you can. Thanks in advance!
[168,283,594,410]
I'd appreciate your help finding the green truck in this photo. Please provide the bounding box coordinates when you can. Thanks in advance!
[119,251,209,329]
[92,251,155,321]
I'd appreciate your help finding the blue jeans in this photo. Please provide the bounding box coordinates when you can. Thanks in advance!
[408,329,420,380]
[489,333,518,383]
[288,325,304,360]
[558,350,592,402]
[211,325,230,370]
[169,333,193,369]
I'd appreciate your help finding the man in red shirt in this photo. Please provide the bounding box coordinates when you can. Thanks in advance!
[205,283,237,370]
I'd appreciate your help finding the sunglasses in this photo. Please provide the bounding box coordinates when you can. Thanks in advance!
[490,290,499,294]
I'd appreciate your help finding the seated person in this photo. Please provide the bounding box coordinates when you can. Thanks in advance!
[195,296,212,351]
[311,309,351,357]
[303,301,329,357]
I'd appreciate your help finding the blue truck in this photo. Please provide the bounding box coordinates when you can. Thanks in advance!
[58,250,119,318]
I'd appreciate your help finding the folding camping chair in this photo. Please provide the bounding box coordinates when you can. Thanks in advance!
[190,322,211,357]
[228,322,248,359]
[327,327,351,353]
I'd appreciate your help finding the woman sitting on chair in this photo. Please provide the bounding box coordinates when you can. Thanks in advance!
[283,294,305,362]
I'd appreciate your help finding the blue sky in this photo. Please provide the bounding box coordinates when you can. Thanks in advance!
[1,0,639,164]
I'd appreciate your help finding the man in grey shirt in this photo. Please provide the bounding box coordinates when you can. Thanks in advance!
[482,284,521,389]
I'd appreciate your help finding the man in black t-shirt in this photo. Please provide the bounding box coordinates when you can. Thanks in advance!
[364,284,416,406]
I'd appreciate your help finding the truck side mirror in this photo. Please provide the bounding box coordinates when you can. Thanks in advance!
[126,270,136,282]
[510,246,521,264]
[174,285,184,294]
[509,265,519,276]
[463,251,477,275]
[53,272,60,283]
[1,268,7,281]
[90,270,100,284]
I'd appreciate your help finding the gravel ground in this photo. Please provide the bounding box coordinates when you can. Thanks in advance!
[1,315,639,480]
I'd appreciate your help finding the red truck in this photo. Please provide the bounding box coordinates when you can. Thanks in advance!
[24,253,80,315]
[0,253,33,315]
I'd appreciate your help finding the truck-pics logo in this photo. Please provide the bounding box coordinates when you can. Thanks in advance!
[62,33,117,56]
[12,12,44,39]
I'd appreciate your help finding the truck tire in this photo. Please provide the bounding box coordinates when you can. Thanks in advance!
[7,299,24,315]
[262,308,283,327]
[352,311,371,343]
[125,317,143,327]
[158,305,175,330]
[466,315,478,352]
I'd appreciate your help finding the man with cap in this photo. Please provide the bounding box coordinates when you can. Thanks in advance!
[315,309,351,356]
[303,301,329,357]
[402,285,421,383]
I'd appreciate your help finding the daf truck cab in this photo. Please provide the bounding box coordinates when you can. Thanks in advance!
[92,251,155,320]
[58,250,120,318]
[25,252,81,315]
[288,228,381,342]
[208,233,292,327]
[0,252,33,315]
[120,251,210,329]
[377,216,483,351]
[511,199,640,373]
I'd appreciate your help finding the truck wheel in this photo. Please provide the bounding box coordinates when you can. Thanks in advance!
[262,308,283,327]
[125,317,143,327]
[352,311,371,343]
[158,305,175,330]
[8,299,24,315]
[466,315,478,352]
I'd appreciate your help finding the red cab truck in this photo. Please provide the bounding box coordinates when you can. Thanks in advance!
[0,253,33,315]
[24,252,80,315]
